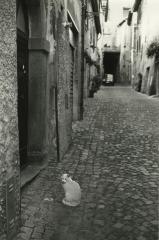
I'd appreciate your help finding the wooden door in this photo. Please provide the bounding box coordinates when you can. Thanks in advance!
[17,29,28,167]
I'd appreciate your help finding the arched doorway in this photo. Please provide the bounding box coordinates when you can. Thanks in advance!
[17,0,29,167]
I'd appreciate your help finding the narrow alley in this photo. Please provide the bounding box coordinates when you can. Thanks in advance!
[15,86,158,240]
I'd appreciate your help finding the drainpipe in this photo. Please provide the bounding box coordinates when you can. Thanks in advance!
[53,44,60,162]
[80,0,86,120]
[55,86,60,162]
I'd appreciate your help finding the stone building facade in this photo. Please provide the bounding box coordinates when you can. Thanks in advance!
[84,0,101,98]
[56,0,82,158]
[0,0,82,238]
[118,0,159,94]
[115,8,132,85]
[130,0,159,95]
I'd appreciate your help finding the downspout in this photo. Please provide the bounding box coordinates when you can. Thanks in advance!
[55,86,60,162]
[54,44,60,162]
[80,0,86,120]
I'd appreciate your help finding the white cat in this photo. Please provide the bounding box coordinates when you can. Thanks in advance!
[61,173,81,207]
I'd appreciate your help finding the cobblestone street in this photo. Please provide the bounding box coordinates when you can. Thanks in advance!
[16,86,158,240]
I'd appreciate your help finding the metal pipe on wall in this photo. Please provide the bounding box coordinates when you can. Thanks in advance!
[80,0,86,120]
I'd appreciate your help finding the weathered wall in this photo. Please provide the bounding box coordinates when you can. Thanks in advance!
[55,0,81,159]
[72,31,81,121]
[131,0,159,94]
[97,3,105,77]
[118,21,132,84]
[68,0,81,121]
[0,0,82,239]
[46,0,64,156]
[0,0,20,239]
[84,0,100,98]
[27,0,79,161]
[56,7,71,159]
[84,62,90,97]
[27,0,51,162]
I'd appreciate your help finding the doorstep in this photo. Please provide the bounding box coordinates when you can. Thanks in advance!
[149,94,159,99]
[21,160,48,188]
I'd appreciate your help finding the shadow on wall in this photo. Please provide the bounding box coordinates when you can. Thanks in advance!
[135,72,156,96]
[135,73,143,92]
[147,76,156,96]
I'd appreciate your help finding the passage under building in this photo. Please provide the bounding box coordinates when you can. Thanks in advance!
[102,45,120,84]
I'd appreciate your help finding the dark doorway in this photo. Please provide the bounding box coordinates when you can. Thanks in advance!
[137,73,142,92]
[155,62,159,95]
[17,30,28,167]
[17,1,29,167]
[144,67,150,93]
[103,51,120,84]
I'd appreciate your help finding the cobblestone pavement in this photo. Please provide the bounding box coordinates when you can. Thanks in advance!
[16,87,159,240]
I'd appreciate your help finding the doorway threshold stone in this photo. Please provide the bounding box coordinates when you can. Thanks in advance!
[21,161,48,188]
[149,94,159,99]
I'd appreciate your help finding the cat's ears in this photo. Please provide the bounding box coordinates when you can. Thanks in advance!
[61,173,72,181]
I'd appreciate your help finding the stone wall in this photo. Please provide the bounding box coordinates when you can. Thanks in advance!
[0,0,20,239]
[0,0,82,238]
[84,0,100,98]
[56,8,73,159]
[68,0,81,121]
[26,0,81,161]
[131,0,159,94]
[119,21,132,84]
[46,0,64,157]
[56,7,71,159]
[54,0,81,159]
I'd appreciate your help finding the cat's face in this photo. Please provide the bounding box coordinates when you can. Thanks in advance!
[61,173,70,183]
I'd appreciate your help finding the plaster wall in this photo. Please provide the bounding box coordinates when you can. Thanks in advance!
[55,0,81,159]
[118,21,132,84]
[131,0,159,94]
[0,0,20,238]
[84,0,100,97]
